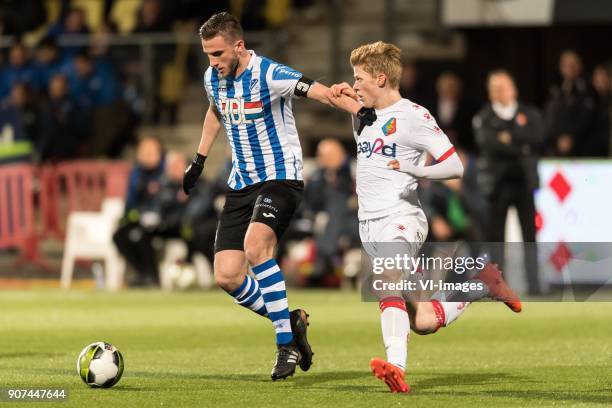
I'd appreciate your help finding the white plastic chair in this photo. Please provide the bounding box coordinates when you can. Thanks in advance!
[60,198,126,291]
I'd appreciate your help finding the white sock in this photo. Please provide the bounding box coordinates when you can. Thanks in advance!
[432,300,470,327]
[379,297,409,371]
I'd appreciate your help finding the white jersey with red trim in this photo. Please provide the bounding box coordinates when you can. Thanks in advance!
[354,98,455,221]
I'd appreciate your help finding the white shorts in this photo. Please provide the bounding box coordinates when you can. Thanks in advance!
[359,209,428,263]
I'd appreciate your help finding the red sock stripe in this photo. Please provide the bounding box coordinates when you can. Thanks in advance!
[430,300,446,330]
[379,296,407,312]
[436,146,456,162]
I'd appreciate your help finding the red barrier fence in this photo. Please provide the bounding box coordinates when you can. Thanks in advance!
[40,161,130,239]
[0,164,35,250]
[0,160,130,270]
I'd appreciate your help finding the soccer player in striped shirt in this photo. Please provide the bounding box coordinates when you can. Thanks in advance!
[182,12,374,380]
[328,41,522,393]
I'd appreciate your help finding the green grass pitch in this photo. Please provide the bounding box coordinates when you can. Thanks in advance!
[0,290,611,407]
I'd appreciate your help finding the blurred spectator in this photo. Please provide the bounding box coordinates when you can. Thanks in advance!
[113,137,165,286]
[34,37,69,93]
[66,50,131,157]
[133,0,172,33]
[37,74,86,161]
[0,83,38,163]
[0,42,38,99]
[473,70,543,294]
[302,139,359,286]
[399,61,424,102]
[47,7,91,58]
[67,50,120,110]
[89,20,120,63]
[0,0,46,36]
[590,65,611,156]
[151,151,190,238]
[47,7,90,37]
[421,150,487,243]
[428,72,478,155]
[544,50,596,156]
[181,161,228,265]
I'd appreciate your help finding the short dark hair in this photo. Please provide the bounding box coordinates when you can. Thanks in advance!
[199,12,243,42]
[486,69,515,88]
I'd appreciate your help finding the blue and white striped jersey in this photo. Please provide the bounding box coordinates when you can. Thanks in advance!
[204,50,305,190]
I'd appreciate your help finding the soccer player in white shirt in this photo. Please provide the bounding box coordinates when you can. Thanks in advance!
[329,41,522,393]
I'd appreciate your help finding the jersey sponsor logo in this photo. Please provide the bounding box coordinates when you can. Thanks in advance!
[220,98,264,124]
[272,65,302,80]
[357,138,397,158]
[382,117,397,136]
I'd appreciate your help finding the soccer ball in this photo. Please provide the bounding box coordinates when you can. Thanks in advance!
[77,342,124,388]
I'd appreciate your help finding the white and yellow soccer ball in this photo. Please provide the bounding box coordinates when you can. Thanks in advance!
[77,342,124,388]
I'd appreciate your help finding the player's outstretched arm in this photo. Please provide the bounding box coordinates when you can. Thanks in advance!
[183,103,222,195]
[306,82,362,114]
[307,81,377,134]
[387,152,464,180]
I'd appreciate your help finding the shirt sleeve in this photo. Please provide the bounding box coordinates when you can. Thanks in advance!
[407,108,456,162]
[203,68,212,99]
[203,68,218,109]
[267,63,304,99]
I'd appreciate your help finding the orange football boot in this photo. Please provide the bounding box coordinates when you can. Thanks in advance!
[476,263,522,313]
[370,358,410,393]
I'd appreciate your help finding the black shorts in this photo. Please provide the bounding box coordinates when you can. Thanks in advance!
[214,180,304,253]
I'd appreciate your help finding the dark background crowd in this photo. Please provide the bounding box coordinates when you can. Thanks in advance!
[0,0,611,292]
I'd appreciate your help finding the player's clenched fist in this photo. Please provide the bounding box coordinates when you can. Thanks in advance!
[330,82,357,100]
[182,153,206,195]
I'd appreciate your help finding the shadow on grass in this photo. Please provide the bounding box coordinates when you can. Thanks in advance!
[124,370,372,387]
[413,372,536,390]
[412,372,611,404]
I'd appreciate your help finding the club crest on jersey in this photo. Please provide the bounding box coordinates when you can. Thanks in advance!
[249,78,259,92]
[220,98,264,124]
[382,118,397,136]
[357,138,397,158]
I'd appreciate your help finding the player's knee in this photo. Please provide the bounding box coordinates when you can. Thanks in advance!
[244,240,274,266]
[213,259,243,292]
[213,270,243,292]
[413,311,439,335]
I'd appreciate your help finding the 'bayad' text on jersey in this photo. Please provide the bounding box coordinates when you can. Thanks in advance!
[204,51,304,190]
[355,98,455,220]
